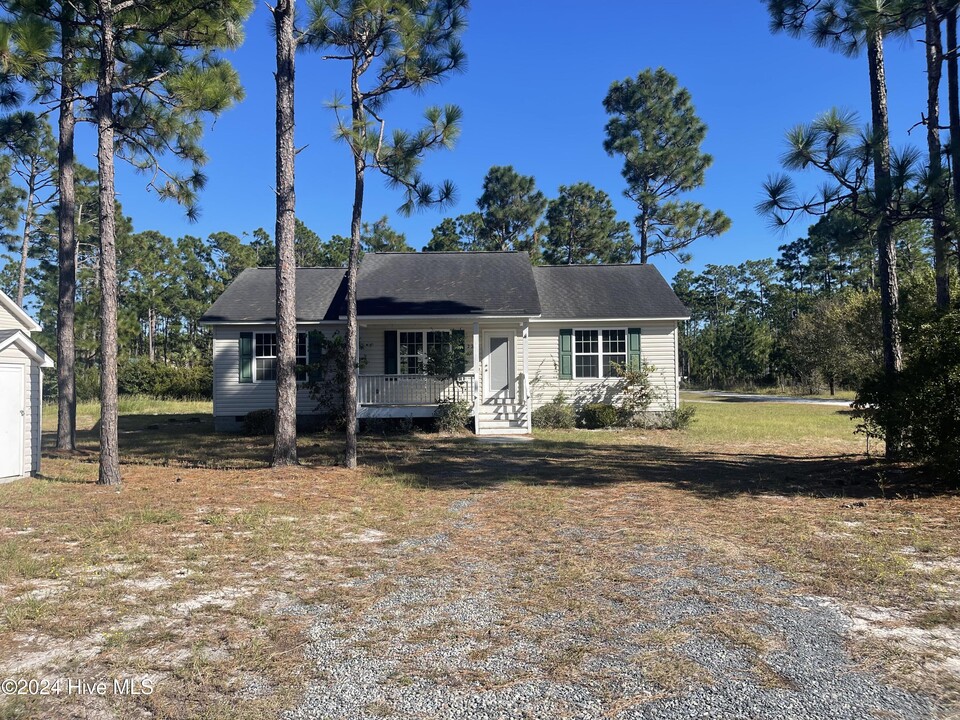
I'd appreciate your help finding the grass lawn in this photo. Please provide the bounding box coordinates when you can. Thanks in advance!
[0,398,956,718]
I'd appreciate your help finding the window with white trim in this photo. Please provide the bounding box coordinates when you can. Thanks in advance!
[255,332,308,382]
[573,328,626,379]
[397,330,453,375]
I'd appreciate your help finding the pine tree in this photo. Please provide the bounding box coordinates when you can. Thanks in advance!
[603,68,729,265]
[0,112,56,305]
[764,0,917,457]
[91,0,250,485]
[424,217,463,251]
[361,216,413,252]
[271,0,297,466]
[306,0,467,469]
[474,165,545,254]
[541,182,632,265]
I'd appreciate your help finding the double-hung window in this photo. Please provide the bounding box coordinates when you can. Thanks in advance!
[255,332,308,382]
[573,329,626,379]
[398,331,424,375]
[397,330,453,375]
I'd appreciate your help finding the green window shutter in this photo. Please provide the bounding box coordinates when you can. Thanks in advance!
[628,327,642,370]
[239,332,253,383]
[308,331,324,382]
[452,329,466,374]
[558,329,573,379]
[384,330,398,374]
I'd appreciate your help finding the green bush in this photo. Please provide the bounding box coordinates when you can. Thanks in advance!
[243,409,275,436]
[532,394,575,429]
[663,405,697,430]
[627,405,698,430]
[76,365,101,402]
[578,402,621,429]
[118,360,212,399]
[853,312,960,481]
[434,400,471,433]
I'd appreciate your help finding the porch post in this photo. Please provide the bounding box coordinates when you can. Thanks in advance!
[472,321,480,434]
[522,320,531,432]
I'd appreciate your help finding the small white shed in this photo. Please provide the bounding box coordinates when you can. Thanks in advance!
[0,290,53,481]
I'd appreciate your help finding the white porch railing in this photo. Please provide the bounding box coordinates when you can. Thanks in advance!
[358,374,476,407]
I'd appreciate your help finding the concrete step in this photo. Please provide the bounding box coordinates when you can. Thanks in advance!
[479,407,527,417]
[479,417,527,427]
[479,412,527,421]
[476,425,531,436]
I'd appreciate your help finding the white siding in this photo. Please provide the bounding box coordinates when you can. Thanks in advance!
[527,320,680,411]
[0,302,25,331]
[211,319,680,421]
[211,324,345,419]
[359,323,477,375]
[0,347,41,476]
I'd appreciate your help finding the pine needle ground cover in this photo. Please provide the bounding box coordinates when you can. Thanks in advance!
[0,399,955,718]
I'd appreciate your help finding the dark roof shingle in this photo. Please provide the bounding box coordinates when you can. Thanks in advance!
[200,255,688,323]
[532,264,689,319]
[355,252,541,316]
[200,267,346,323]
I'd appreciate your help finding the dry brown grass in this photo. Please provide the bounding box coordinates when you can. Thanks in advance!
[0,401,956,717]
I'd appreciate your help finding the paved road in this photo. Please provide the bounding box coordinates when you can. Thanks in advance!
[683,390,853,407]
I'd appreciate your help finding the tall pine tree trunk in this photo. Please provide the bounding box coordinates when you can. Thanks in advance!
[16,168,35,306]
[948,7,960,303]
[97,0,121,486]
[147,305,155,363]
[926,1,950,312]
[272,0,298,466]
[867,29,903,460]
[57,6,77,452]
[344,63,365,470]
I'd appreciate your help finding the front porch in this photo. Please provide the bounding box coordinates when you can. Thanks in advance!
[355,320,533,435]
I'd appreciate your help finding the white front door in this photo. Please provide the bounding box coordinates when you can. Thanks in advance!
[0,364,24,479]
[484,333,513,399]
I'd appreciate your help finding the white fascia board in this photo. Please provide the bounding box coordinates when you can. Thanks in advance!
[345,314,542,322]
[0,331,54,367]
[198,320,345,327]
[529,316,690,323]
[0,291,41,332]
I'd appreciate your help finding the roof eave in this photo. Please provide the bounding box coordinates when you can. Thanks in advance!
[0,331,54,367]
[0,292,41,332]
[530,316,690,323]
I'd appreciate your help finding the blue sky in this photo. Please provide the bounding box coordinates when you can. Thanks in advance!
[97,1,930,283]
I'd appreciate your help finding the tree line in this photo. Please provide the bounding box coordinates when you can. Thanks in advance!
[2,0,959,482]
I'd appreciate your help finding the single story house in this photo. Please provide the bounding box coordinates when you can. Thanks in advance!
[0,290,54,480]
[200,252,689,435]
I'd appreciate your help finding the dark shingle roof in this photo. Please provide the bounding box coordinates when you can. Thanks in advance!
[355,252,542,316]
[532,264,689,319]
[0,329,18,344]
[200,267,346,323]
[201,255,689,323]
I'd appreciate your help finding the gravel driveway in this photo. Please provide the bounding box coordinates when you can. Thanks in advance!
[282,496,938,720]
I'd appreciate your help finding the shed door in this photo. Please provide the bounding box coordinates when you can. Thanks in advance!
[0,364,24,479]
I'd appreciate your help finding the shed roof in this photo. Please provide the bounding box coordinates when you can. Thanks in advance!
[0,329,54,367]
[0,290,41,332]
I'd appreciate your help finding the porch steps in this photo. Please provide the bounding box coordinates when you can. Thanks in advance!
[476,403,530,436]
